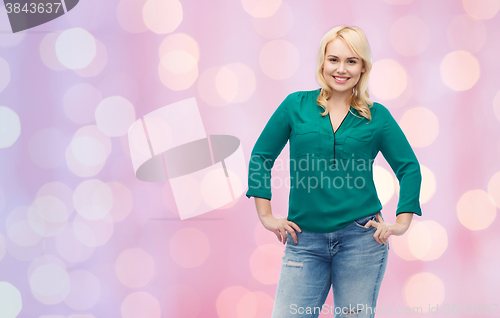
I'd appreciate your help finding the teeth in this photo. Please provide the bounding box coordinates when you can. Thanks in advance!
[334,76,348,81]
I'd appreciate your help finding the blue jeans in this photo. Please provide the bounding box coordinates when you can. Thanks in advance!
[272,213,389,318]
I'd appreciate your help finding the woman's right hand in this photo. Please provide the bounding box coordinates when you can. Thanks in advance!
[259,214,302,244]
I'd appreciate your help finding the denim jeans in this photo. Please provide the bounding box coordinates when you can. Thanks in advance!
[271,213,389,318]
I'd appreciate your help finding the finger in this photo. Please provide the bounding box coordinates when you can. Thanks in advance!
[379,229,388,245]
[285,226,298,244]
[373,228,383,245]
[278,228,287,245]
[376,212,384,223]
[382,228,393,244]
[288,221,302,233]
[274,230,282,243]
[365,220,378,228]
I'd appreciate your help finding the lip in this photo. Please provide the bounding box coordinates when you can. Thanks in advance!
[332,76,350,84]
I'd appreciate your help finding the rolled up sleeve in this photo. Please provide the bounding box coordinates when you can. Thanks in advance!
[246,94,293,200]
[377,105,422,216]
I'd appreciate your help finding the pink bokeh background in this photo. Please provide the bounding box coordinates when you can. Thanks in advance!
[1,0,500,317]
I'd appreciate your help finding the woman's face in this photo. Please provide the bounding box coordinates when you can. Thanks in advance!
[322,37,365,96]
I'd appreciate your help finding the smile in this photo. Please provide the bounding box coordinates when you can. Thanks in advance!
[333,76,350,83]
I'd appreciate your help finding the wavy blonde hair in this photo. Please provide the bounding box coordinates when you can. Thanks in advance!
[316,26,373,120]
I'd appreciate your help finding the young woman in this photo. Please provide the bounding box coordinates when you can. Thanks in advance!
[246,26,422,318]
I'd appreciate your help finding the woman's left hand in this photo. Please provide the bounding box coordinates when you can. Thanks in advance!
[364,212,411,245]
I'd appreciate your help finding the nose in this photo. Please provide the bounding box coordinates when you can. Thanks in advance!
[338,61,346,73]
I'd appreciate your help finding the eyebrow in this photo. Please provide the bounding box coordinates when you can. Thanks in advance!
[327,55,360,60]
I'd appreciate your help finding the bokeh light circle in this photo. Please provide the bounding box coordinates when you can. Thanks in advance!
[115,248,155,288]
[249,244,283,285]
[0,282,22,318]
[369,59,408,100]
[6,206,43,247]
[73,213,114,247]
[169,228,210,268]
[55,226,95,263]
[55,28,97,70]
[493,91,500,123]
[216,286,251,318]
[391,220,419,261]
[121,292,161,318]
[400,107,439,148]
[107,182,133,222]
[66,125,111,177]
[237,291,274,318]
[457,189,496,230]
[158,33,199,61]
[440,50,480,91]
[117,0,149,33]
[28,128,68,169]
[215,63,256,104]
[28,195,69,237]
[447,15,487,53]
[64,270,101,310]
[95,96,136,137]
[259,40,300,80]
[252,2,293,39]
[0,57,10,93]
[158,53,198,90]
[488,171,500,208]
[373,165,395,206]
[73,39,108,77]
[390,16,430,56]
[241,0,282,17]
[63,83,102,124]
[29,263,70,304]
[143,0,183,34]
[161,50,197,74]
[408,220,448,261]
[419,165,436,203]
[73,179,113,221]
[0,106,21,148]
[40,32,67,71]
[462,0,500,19]
[404,272,445,312]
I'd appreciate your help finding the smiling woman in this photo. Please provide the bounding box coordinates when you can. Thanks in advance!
[246,25,422,318]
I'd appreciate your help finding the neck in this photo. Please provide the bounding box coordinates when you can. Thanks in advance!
[326,90,351,109]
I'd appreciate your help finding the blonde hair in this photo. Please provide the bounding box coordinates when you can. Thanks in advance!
[316,26,373,120]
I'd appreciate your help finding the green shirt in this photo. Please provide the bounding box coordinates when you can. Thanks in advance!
[246,88,422,233]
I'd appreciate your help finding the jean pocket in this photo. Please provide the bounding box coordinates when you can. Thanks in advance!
[352,213,377,229]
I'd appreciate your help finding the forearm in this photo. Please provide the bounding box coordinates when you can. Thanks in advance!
[254,197,274,221]
[395,212,414,233]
